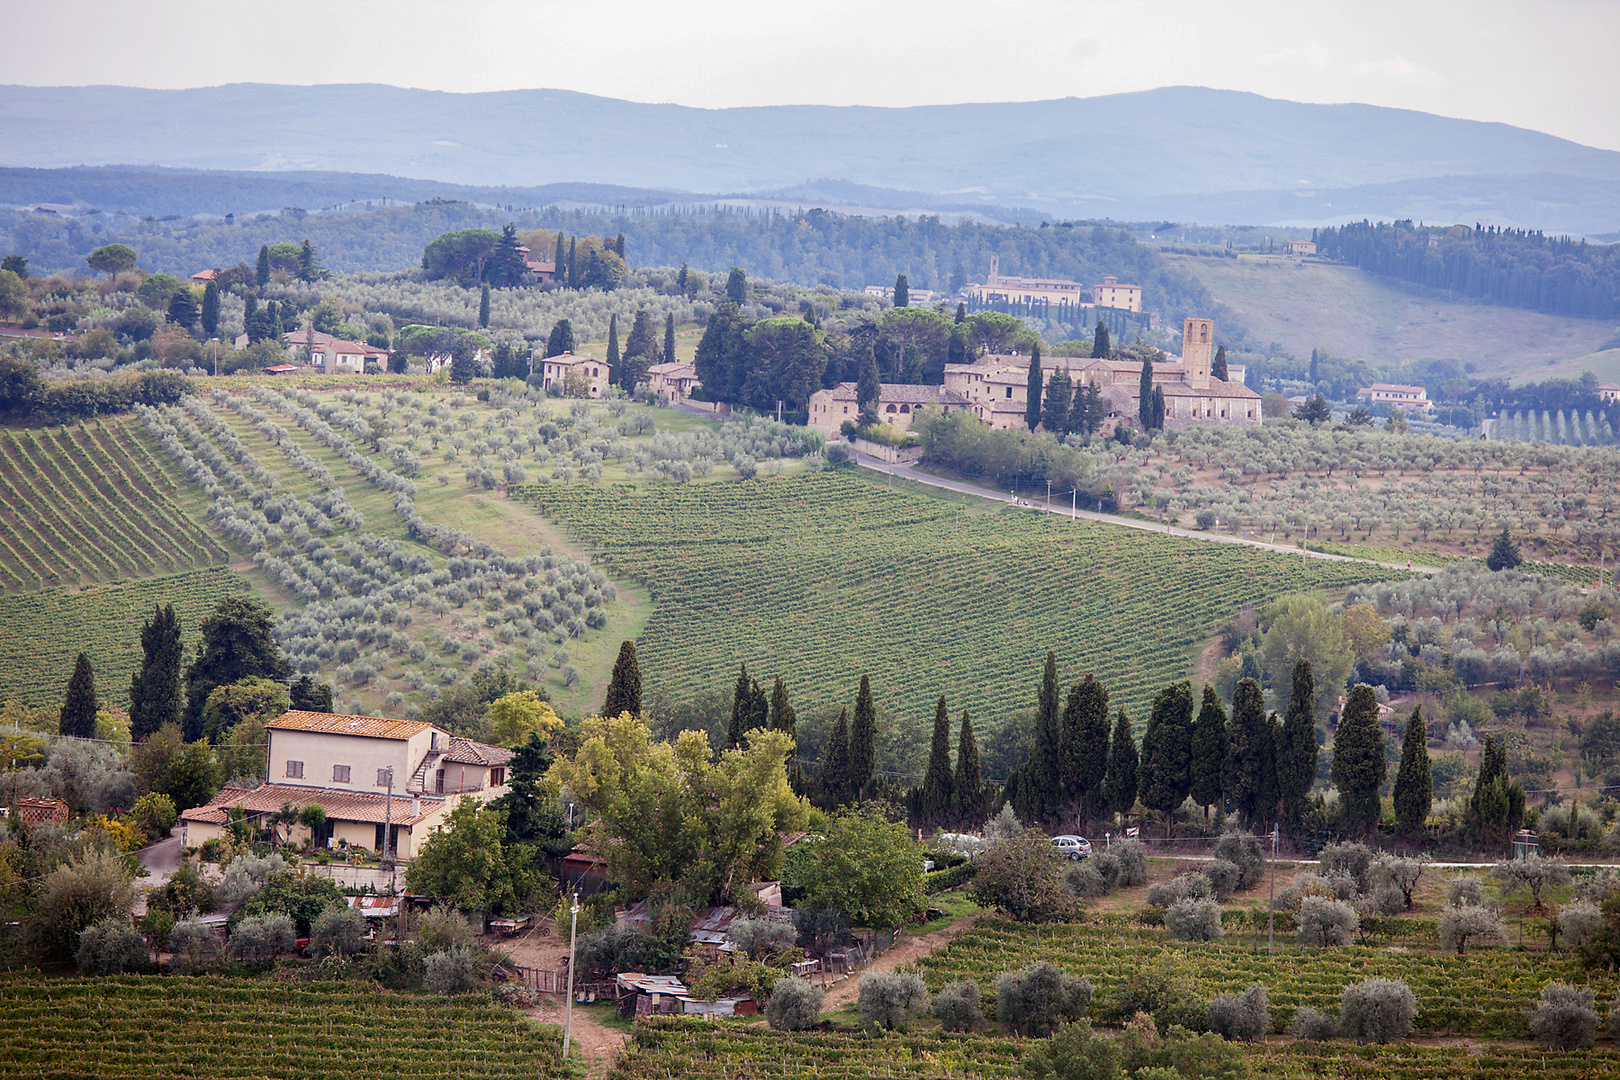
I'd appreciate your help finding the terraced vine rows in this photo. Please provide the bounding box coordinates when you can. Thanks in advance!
[919,920,1617,1040]
[514,473,1408,725]
[0,976,564,1080]
[0,420,228,592]
[613,1019,1620,1080]
[0,566,249,708]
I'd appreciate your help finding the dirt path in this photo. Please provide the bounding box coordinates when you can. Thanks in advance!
[501,924,630,1080]
[821,915,982,1011]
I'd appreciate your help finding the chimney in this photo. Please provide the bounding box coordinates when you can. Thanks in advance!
[412,795,420,817]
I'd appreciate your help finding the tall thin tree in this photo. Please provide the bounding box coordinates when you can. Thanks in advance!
[130,603,183,740]
[1026,651,1063,826]
[664,312,676,365]
[921,695,954,828]
[1103,707,1138,822]
[1277,659,1319,821]
[1392,704,1432,833]
[602,640,642,719]
[1092,320,1110,359]
[850,675,877,801]
[822,707,851,806]
[893,273,909,308]
[59,652,98,740]
[1331,685,1386,832]
[1138,354,1155,430]
[1025,351,1042,432]
[1189,685,1228,827]
[1223,678,1268,825]
[1138,680,1193,837]
[953,710,985,827]
[1063,675,1110,823]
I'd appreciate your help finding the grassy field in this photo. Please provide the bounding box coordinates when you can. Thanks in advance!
[0,976,565,1080]
[0,420,229,592]
[1167,253,1617,377]
[513,471,1407,728]
[0,565,251,709]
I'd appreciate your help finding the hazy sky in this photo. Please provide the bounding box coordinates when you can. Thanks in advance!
[3,0,1617,152]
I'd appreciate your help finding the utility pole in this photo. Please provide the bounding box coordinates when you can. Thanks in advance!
[562,893,581,1059]
[1267,823,1278,953]
[383,766,395,894]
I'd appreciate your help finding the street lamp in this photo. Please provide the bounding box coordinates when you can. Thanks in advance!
[562,892,581,1058]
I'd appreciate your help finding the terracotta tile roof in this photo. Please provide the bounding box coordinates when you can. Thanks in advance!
[266,710,433,741]
[647,362,695,377]
[817,382,970,406]
[1163,380,1262,400]
[179,782,446,826]
[440,737,514,767]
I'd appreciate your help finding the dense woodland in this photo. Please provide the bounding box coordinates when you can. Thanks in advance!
[1313,221,1620,320]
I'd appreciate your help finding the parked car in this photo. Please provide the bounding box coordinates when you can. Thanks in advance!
[1051,835,1091,860]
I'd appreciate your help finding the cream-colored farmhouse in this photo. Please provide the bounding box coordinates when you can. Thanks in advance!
[180,710,512,859]
[806,382,971,438]
[537,352,612,397]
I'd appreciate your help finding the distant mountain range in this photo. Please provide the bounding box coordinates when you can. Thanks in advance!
[2,83,1618,235]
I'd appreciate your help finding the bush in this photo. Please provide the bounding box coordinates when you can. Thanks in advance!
[1165,898,1223,942]
[727,917,797,961]
[423,945,478,994]
[1437,904,1508,955]
[226,913,296,967]
[310,904,367,958]
[131,791,178,839]
[968,836,1075,922]
[1295,896,1357,947]
[217,853,286,909]
[857,970,930,1032]
[75,916,148,975]
[1112,840,1149,886]
[995,961,1093,1037]
[1317,842,1375,892]
[1212,834,1265,890]
[1146,872,1212,909]
[1064,862,1109,898]
[1447,875,1487,908]
[1364,885,1407,917]
[1088,852,1122,891]
[933,978,984,1032]
[28,848,136,961]
[168,917,224,972]
[1207,983,1268,1042]
[1530,982,1599,1050]
[416,907,479,951]
[1338,977,1416,1044]
[1290,1006,1338,1041]
[1367,854,1427,910]
[1201,859,1241,900]
[765,976,824,1031]
[1557,899,1604,951]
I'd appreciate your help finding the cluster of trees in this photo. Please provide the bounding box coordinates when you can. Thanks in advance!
[1315,220,1620,320]
[421,225,627,291]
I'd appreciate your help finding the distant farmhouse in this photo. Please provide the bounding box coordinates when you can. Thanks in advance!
[807,382,971,438]
[181,710,511,859]
[1356,383,1435,413]
[964,258,1143,315]
[1285,240,1318,258]
[536,352,612,398]
[232,327,389,374]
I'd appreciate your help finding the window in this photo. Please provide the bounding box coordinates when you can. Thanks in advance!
[333,765,351,783]
[1005,387,1012,398]
[489,767,506,787]
[286,760,304,779]
[377,768,392,787]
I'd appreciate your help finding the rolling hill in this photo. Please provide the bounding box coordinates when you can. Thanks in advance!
[2,84,1619,234]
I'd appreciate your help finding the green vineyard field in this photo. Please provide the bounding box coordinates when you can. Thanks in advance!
[513,473,1408,725]
[0,565,250,708]
[0,977,565,1080]
[612,1017,1620,1080]
[0,420,229,592]
[919,919,1618,1040]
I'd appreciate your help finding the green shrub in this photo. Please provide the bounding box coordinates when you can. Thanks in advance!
[1112,840,1149,886]
[933,979,983,1032]
[995,961,1092,1037]
[1338,977,1416,1044]
[423,946,478,994]
[764,976,824,1031]
[168,917,223,973]
[1201,859,1241,900]
[1165,898,1222,942]
[1289,1006,1337,1041]
[75,917,148,975]
[1147,873,1212,909]
[1530,982,1598,1050]
[1211,834,1265,889]
[1207,983,1267,1041]
[226,913,295,967]
[1295,896,1357,947]
[857,970,930,1032]
[311,904,367,959]
[1437,904,1508,955]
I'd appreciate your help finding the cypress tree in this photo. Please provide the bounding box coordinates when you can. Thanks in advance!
[1278,659,1319,820]
[768,675,796,741]
[1025,350,1042,432]
[606,313,620,375]
[1486,527,1522,571]
[1026,651,1063,826]
[614,232,626,259]
[1042,369,1072,436]
[129,603,183,740]
[726,266,747,303]
[1091,320,1109,359]
[601,640,642,719]
[1151,385,1166,430]
[1103,707,1137,820]
[1138,681,1193,836]
[58,652,98,739]
[822,707,851,806]
[850,675,876,801]
[953,710,985,826]
[1258,712,1282,824]
[727,664,767,749]
[553,233,566,280]
[1138,354,1155,430]
[1470,735,1507,823]
[1392,704,1432,833]
[1189,685,1227,825]
[1331,685,1386,831]
[297,238,319,282]
[893,273,909,308]
[1212,344,1228,381]
[1223,678,1268,825]
[200,280,221,337]
[664,313,676,364]
[1062,675,1110,821]
[954,302,966,324]
[255,245,270,287]
[290,675,333,712]
[921,695,954,827]
[857,350,881,427]
[478,284,491,329]
[567,238,576,288]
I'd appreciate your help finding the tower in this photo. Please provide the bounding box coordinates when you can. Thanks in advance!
[1182,318,1213,389]
[988,255,1000,282]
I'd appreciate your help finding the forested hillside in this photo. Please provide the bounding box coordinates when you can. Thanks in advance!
[1314,221,1620,320]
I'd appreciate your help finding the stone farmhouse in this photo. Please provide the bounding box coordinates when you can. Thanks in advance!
[964,258,1143,314]
[536,352,612,398]
[1356,383,1435,413]
[941,318,1262,434]
[231,327,389,373]
[806,382,972,438]
[647,361,700,402]
[180,710,511,860]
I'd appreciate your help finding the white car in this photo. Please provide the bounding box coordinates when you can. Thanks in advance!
[1051,835,1091,860]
